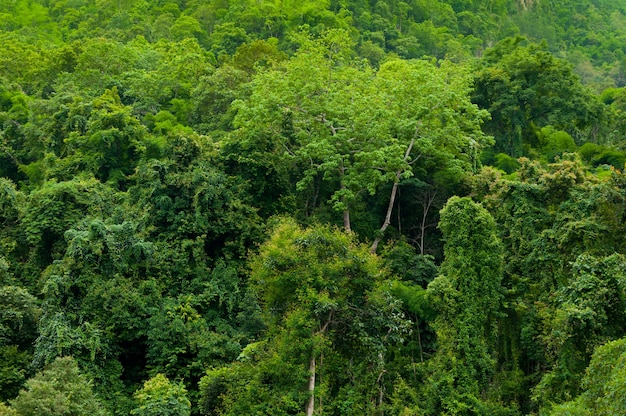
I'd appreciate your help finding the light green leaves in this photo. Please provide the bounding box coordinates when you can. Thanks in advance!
[9,357,109,416]
[231,30,489,232]
[131,374,190,416]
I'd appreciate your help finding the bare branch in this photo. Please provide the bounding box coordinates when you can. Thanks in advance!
[417,188,437,255]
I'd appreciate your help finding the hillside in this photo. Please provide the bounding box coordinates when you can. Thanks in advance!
[1,1,626,415]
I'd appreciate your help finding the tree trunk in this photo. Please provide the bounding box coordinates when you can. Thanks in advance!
[370,178,400,254]
[417,188,437,255]
[306,311,334,416]
[306,355,316,416]
[339,160,351,232]
[370,138,415,254]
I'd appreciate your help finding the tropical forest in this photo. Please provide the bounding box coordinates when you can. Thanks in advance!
[2,0,626,414]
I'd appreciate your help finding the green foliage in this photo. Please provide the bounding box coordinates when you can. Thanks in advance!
[493,152,521,173]
[56,87,147,185]
[383,240,437,286]
[9,356,109,416]
[190,64,249,133]
[0,402,17,416]
[0,346,31,403]
[2,1,626,414]
[131,374,190,416]
[21,176,115,266]
[230,29,489,234]
[200,219,410,414]
[423,196,505,414]
[128,142,263,265]
[532,253,626,408]
[389,281,434,323]
[550,337,626,416]
[473,38,604,157]
[31,218,159,410]
[471,156,626,412]
[538,126,577,162]
[578,142,626,169]
[0,286,39,349]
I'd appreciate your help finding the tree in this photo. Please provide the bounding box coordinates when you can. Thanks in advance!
[473,37,604,157]
[0,178,22,286]
[200,219,409,415]
[0,286,40,402]
[549,336,626,416]
[62,87,147,185]
[0,86,35,182]
[469,155,626,412]
[230,29,490,246]
[0,401,17,415]
[30,216,160,415]
[532,253,626,408]
[423,196,506,414]
[21,176,115,268]
[0,285,39,352]
[9,356,108,416]
[190,64,249,133]
[131,373,190,416]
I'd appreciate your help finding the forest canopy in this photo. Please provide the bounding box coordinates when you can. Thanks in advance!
[2,0,626,415]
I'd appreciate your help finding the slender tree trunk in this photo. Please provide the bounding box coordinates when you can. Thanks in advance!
[416,318,424,363]
[339,160,351,232]
[376,354,386,410]
[375,329,392,412]
[417,188,436,255]
[306,356,316,416]
[370,138,415,254]
[307,311,334,416]
[319,352,324,414]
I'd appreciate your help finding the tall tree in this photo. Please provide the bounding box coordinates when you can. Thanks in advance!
[423,196,505,414]
[200,219,409,415]
[230,29,490,247]
[470,156,626,412]
[0,286,39,402]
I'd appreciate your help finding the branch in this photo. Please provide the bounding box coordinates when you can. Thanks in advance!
[319,309,334,334]
[408,153,423,165]
[280,140,296,157]
[317,113,346,136]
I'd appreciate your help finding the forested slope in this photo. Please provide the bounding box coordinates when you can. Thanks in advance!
[1,0,626,415]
